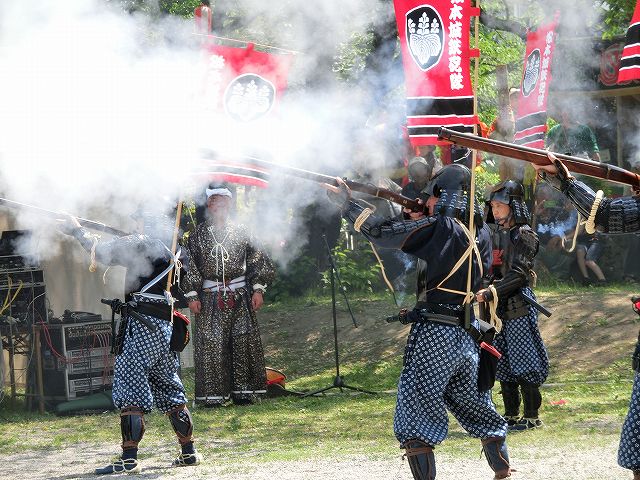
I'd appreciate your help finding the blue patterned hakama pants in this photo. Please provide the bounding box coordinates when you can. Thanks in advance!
[112,312,187,413]
[394,321,507,445]
[618,373,640,471]
[494,288,549,386]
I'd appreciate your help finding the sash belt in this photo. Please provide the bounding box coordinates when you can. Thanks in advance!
[413,302,494,344]
[135,302,172,322]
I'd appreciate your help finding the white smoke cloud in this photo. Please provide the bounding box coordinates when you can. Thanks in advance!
[0,0,397,293]
[3,0,632,314]
[0,1,201,215]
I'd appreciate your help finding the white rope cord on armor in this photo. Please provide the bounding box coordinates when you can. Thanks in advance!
[140,246,182,293]
[353,207,375,233]
[562,190,604,253]
[563,189,603,252]
[136,245,182,306]
[102,267,111,285]
[428,219,483,305]
[88,234,100,273]
[349,201,394,299]
[165,198,184,295]
[486,284,503,332]
[562,214,581,253]
[585,189,604,234]
[369,241,396,294]
[455,219,484,276]
[172,256,183,292]
[209,226,230,291]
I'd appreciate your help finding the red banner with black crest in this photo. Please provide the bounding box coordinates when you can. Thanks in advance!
[618,1,640,83]
[393,0,480,146]
[513,15,559,149]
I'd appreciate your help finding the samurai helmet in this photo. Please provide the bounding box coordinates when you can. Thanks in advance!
[424,163,483,226]
[130,196,179,243]
[408,156,434,182]
[486,180,530,225]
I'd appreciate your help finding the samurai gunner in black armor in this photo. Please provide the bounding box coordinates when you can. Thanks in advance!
[534,155,640,479]
[325,164,512,480]
[60,209,201,474]
[476,180,549,431]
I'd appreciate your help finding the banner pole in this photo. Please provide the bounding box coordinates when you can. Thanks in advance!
[464,0,481,329]
[166,198,184,293]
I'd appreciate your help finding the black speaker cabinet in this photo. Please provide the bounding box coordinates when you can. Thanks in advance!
[39,321,114,405]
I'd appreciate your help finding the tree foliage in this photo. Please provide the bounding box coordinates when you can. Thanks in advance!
[598,0,638,38]
[114,0,637,122]
[107,0,638,296]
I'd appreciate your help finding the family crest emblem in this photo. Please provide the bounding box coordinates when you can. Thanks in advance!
[224,73,276,122]
[406,5,444,71]
[522,49,541,97]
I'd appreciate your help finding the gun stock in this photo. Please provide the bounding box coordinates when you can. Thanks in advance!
[438,127,640,192]
[244,156,425,212]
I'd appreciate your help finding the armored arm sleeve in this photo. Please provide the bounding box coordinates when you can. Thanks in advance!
[560,178,640,233]
[486,226,539,300]
[246,235,276,293]
[70,227,142,267]
[342,200,437,252]
[544,167,640,233]
[182,233,204,301]
[593,196,640,233]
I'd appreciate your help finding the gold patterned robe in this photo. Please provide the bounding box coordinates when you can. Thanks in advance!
[184,220,275,405]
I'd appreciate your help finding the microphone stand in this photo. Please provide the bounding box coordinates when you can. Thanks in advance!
[301,235,376,397]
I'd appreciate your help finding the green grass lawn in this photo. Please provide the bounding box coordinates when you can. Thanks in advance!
[0,363,634,465]
[0,285,637,468]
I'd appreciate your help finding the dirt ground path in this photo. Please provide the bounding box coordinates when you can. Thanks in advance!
[4,439,630,480]
[5,292,638,480]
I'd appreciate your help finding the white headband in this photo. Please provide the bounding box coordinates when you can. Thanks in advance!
[206,188,232,198]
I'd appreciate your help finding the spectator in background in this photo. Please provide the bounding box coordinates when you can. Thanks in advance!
[445,121,488,170]
[546,105,601,161]
[624,158,640,282]
[532,185,576,278]
[399,154,439,293]
[488,88,518,141]
[624,234,640,283]
[545,105,608,284]
[489,88,524,182]
[401,154,437,203]
[194,0,213,34]
[566,225,607,286]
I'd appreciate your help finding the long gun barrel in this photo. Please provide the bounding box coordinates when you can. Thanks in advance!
[243,156,425,213]
[438,127,640,191]
[0,197,129,236]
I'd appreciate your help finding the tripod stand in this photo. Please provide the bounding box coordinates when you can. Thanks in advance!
[301,235,376,397]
